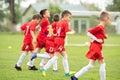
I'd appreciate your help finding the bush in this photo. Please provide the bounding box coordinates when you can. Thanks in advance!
[0,25,10,32]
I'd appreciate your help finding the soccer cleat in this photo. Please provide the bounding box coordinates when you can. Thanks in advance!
[71,76,78,80]
[69,71,76,75]
[65,73,71,77]
[31,52,37,61]
[28,66,38,70]
[14,64,22,71]
[40,68,46,77]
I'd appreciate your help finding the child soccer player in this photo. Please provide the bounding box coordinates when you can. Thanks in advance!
[30,9,52,67]
[14,14,41,71]
[40,10,74,77]
[39,14,60,71]
[71,11,110,80]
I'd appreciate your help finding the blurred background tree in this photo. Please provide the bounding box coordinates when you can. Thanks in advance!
[48,3,62,23]
[0,0,22,32]
[106,0,120,11]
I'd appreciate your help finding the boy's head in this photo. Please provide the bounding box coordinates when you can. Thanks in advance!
[52,13,60,22]
[61,10,72,21]
[100,11,110,25]
[32,14,41,24]
[40,9,50,18]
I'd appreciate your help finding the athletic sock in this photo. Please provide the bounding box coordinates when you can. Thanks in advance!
[27,52,32,66]
[53,59,58,70]
[44,56,58,70]
[100,63,106,80]
[17,52,27,67]
[39,58,47,66]
[74,64,94,78]
[62,55,69,73]
[37,52,50,59]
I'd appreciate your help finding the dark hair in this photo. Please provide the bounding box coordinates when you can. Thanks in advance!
[53,13,60,22]
[40,9,48,18]
[100,11,109,21]
[32,14,41,20]
[61,10,72,18]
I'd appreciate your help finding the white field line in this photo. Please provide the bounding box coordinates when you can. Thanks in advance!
[65,44,120,47]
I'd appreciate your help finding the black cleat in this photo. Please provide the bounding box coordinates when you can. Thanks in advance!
[28,66,38,70]
[14,64,22,71]
[71,76,78,80]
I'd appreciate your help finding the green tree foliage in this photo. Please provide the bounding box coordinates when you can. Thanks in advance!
[106,0,120,11]
[0,10,5,21]
[14,4,22,24]
[48,3,62,23]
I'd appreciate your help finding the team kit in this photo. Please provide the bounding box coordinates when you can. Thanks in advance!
[14,9,111,80]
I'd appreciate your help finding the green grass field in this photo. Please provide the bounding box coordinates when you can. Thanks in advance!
[0,33,120,80]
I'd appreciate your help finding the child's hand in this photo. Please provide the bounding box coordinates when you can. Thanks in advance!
[105,34,108,39]
[96,39,103,43]
[33,38,36,44]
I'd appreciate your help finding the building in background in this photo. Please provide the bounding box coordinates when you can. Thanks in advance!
[22,2,91,33]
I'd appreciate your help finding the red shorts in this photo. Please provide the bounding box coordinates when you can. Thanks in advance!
[36,37,46,49]
[45,38,55,54]
[22,40,34,51]
[54,37,65,53]
[86,42,103,60]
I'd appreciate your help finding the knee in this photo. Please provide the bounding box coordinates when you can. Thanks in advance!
[86,64,94,70]
[63,55,68,60]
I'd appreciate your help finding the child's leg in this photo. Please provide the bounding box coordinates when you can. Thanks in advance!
[61,51,69,74]
[74,60,94,78]
[43,52,58,70]
[16,51,27,67]
[53,59,58,71]
[27,48,40,67]
[39,58,47,66]
[27,52,35,67]
[37,52,50,59]
[99,60,106,80]
[39,52,49,66]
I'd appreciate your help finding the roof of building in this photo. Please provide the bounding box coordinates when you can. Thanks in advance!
[23,2,92,16]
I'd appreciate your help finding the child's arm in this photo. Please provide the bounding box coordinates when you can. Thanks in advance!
[104,34,108,39]
[30,30,36,44]
[66,29,75,34]
[87,32,103,43]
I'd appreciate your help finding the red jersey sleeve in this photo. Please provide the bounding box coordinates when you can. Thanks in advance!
[29,22,36,32]
[39,18,49,28]
[20,23,28,31]
[51,22,57,34]
[88,26,101,35]
[64,22,69,32]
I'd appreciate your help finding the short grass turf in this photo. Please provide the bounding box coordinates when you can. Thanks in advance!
[0,33,120,80]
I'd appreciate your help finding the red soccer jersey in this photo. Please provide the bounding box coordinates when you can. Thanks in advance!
[37,18,50,39]
[46,21,58,40]
[51,21,58,34]
[55,20,69,38]
[20,23,28,33]
[88,24,106,43]
[24,21,37,41]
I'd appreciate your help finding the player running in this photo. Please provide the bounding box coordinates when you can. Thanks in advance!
[71,11,110,80]
[15,14,41,71]
[39,10,75,77]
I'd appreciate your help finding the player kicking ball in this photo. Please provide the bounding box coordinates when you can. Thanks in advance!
[71,11,110,80]
[14,14,41,71]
